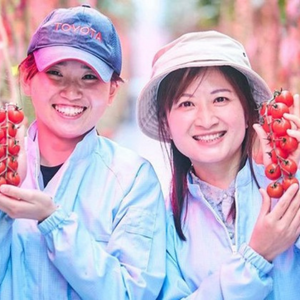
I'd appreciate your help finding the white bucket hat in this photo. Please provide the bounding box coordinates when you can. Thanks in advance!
[137,30,272,141]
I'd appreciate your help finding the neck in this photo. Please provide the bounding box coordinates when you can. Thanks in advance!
[36,122,84,167]
[193,159,241,189]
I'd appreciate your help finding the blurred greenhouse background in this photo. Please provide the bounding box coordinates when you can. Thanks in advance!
[0,0,299,194]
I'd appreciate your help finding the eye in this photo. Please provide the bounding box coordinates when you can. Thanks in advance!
[82,74,98,80]
[214,96,228,103]
[46,69,62,77]
[178,101,194,107]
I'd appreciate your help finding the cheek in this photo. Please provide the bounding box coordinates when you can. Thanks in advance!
[166,114,181,138]
[92,97,111,112]
[231,115,248,144]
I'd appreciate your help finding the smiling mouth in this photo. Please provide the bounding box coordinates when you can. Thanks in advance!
[193,132,225,142]
[53,105,86,117]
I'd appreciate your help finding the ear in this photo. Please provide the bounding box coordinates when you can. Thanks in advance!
[108,81,119,105]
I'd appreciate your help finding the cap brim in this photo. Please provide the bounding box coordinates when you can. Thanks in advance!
[137,61,273,141]
[33,46,114,82]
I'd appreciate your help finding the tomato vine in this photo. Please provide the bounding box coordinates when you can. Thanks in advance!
[0,103,24,186]
[259,89,299,198]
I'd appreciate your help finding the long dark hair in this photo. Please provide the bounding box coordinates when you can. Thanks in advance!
[157,66,259,240]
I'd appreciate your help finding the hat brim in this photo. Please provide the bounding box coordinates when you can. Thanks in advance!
[33,46,114,82]
[137,61,273,141]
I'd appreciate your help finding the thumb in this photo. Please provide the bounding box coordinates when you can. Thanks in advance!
[258,188,272,217]
[291,93,300,118]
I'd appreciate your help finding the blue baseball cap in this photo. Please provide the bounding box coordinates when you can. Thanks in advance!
[27,4,122,82]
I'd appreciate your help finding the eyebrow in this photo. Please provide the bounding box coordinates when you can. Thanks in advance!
[54,61,93,71]
[211,88,232,94]
[181,88,232,98]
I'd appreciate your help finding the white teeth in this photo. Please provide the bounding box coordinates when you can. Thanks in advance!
[195,132,223,142]
[54,105,84,116]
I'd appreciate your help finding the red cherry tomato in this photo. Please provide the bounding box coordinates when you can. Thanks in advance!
[0,128,6,140]
[261,116,271,133]
[0,144,6,158]
[6,171,20,186]
[8,109,24,125]
[259,102,272,116]
[7,156,18,171]
[269,147,289,163]
[279,136,298,153]
[282,177,299,191]
[275,90,294,107]
[280,158,298,176]
[0,176,7,186]
[0,161,6,175]
[8,122,17,137]
[265,163,282,180]
[270,102,289,118]
[272,118,291,136]
[267,182,284,198]
[7,138,20,156]
[0,110,6,124]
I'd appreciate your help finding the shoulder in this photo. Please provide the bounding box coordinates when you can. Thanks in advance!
[97,136,150,169]
[237,159,267,185]
[96,136,161,186]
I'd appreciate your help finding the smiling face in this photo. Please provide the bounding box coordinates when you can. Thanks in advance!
[23,60,117,142]
[166,67,248,177]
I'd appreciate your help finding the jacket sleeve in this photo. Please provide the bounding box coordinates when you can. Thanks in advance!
[158,216,273,300]
[38,161,166,300]
[0,211,13,284]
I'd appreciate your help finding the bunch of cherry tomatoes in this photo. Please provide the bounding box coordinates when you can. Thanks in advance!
[0,103,24,186]
[260,90,299,198]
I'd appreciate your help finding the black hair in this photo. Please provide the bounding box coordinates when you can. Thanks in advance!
[156,66,259,240]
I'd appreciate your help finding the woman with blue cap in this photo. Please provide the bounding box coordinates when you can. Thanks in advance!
[138,30,300,299]
[0,5,166,299]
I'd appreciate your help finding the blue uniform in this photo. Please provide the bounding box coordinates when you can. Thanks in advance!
[159,160,300,299]
[0,122,166,299]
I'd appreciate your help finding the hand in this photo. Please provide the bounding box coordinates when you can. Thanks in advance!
[249,183,300,262]
[0,185,57,222]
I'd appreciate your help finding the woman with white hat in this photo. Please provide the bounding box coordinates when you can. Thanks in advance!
[138,31,300,299]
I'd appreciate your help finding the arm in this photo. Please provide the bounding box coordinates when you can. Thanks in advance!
[0,160,166,298]
[39,162,166,300]
[159,216,273,300]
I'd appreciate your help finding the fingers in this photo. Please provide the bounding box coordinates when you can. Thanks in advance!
[0,184,25,200]
[283,93,300,133]
[258,188,272,216]
[282,94,300,163]
[281,184,300,221]
[253,124,272,165]
[290,94,300,118]
[273,183,299,220]
[284,114,300,134]
[0,186,56,221]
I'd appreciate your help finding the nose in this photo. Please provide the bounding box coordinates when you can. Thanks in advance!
[60,80,83,101]
[194,105,218,129]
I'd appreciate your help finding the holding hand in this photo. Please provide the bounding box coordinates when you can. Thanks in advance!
[249,183,300,262]
[0,184,56,222]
